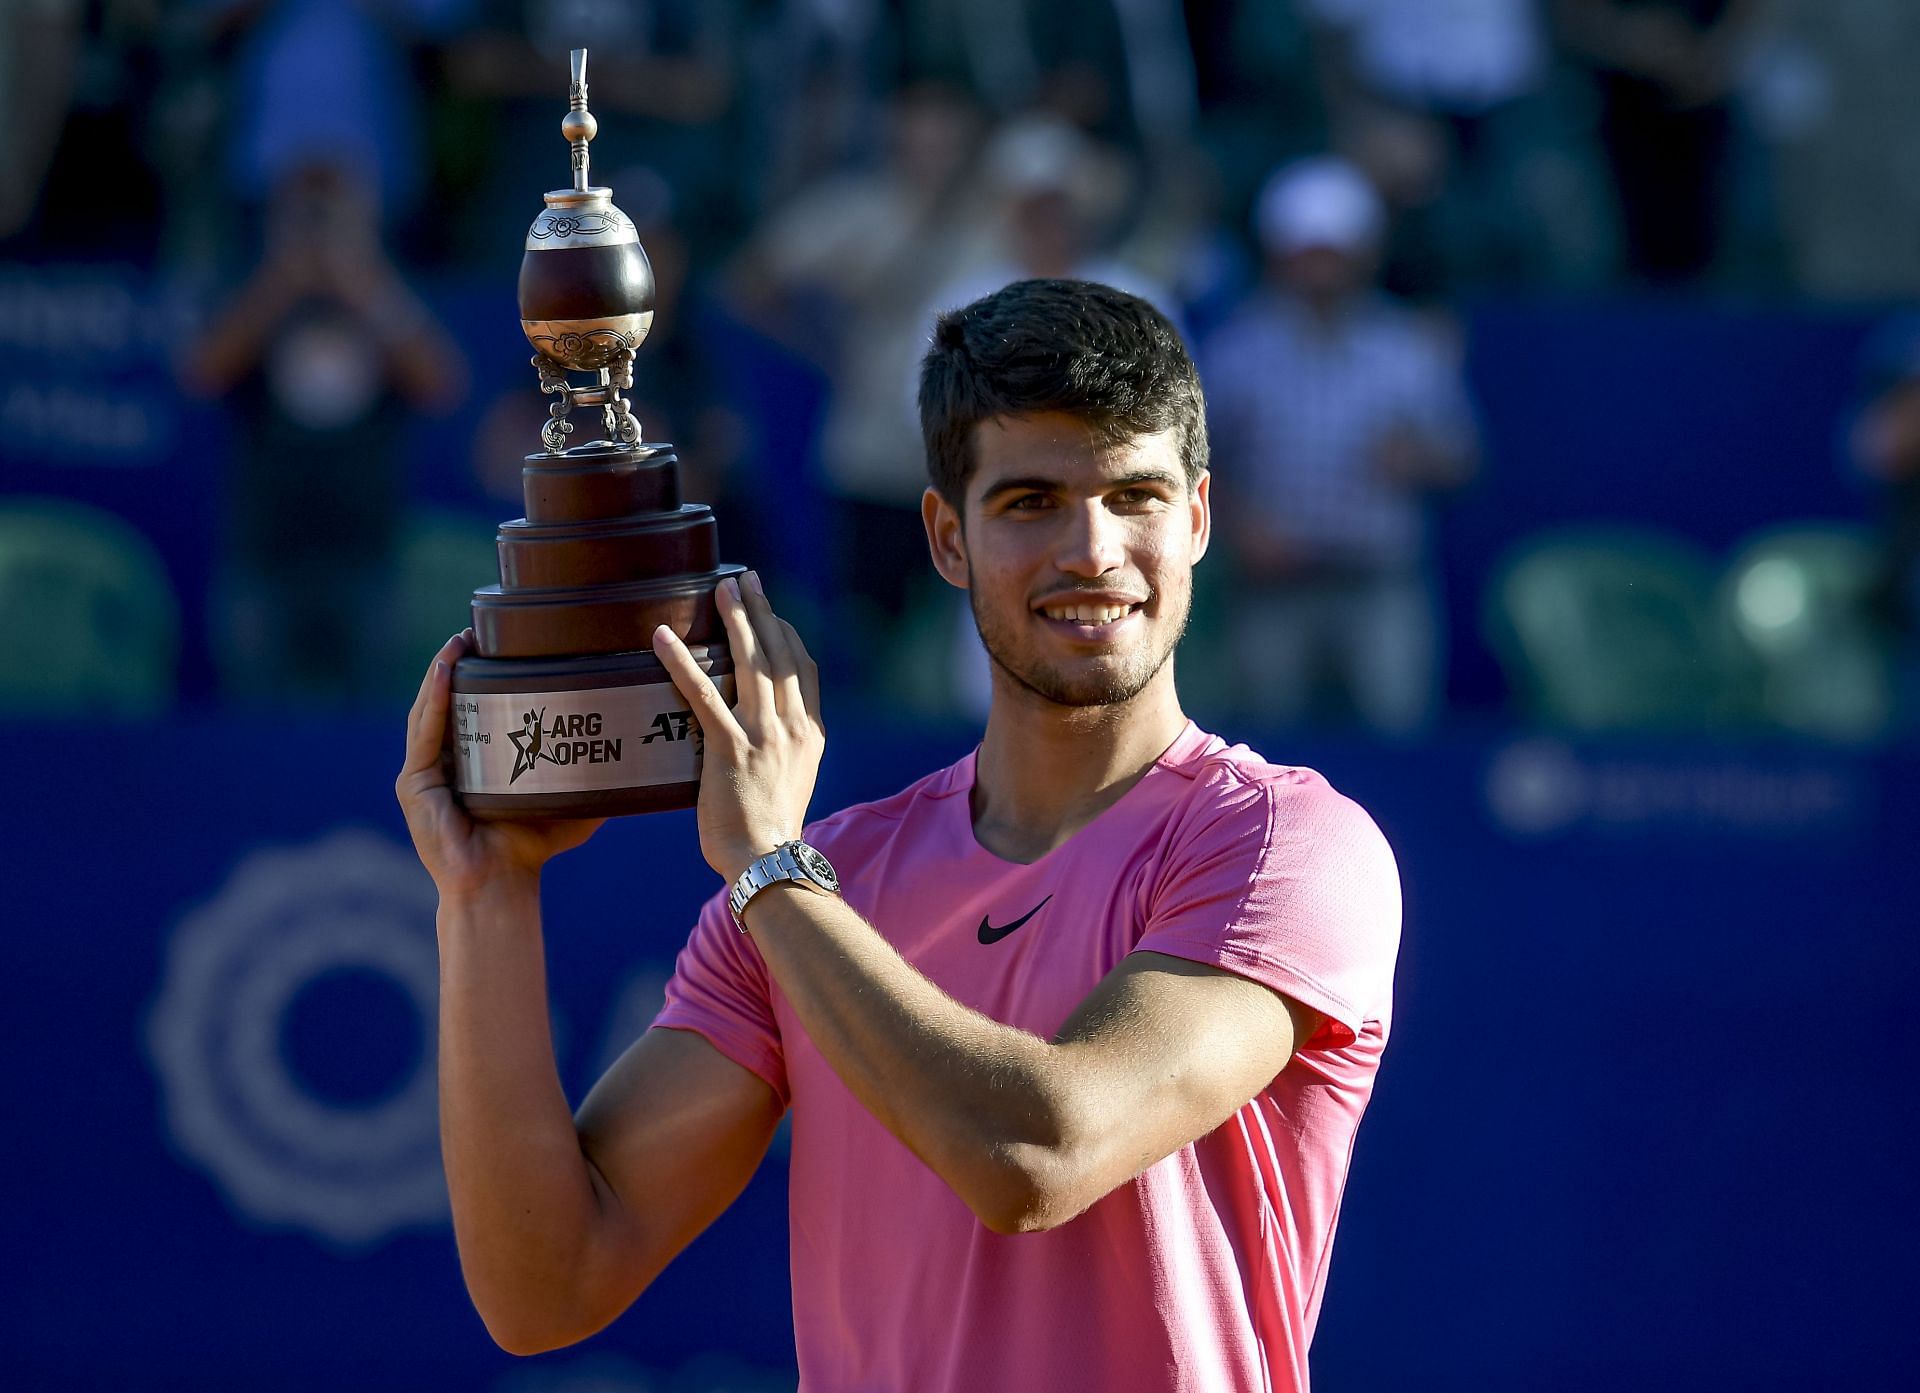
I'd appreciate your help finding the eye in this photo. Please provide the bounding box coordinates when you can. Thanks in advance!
[1112,486,1165,509]
[1007,492,1055,511]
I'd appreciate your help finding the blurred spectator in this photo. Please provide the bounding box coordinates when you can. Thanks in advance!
[1301,0,1562,294]
[1761,0,1920,299]
[1849,318,1920,730]
[925,116,1174,324]
[736,0,894,216]
[901,0,1191,152]
[182,159,464,704]
[221,0,465,224]
[1202,157,1477,735]
[1183,3,1325,208]
[1308,0,1547,116]
[1557,0,1764,285]
[730,81,990,670]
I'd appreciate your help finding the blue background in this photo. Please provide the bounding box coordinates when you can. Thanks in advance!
[6,712,1914,1390]
[5,268,1914,1391]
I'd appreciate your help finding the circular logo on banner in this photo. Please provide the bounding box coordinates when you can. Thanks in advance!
[146,829,446,1248]
[1484,738,1591,837]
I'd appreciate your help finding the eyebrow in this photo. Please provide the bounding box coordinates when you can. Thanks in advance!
[977,469,1184,505]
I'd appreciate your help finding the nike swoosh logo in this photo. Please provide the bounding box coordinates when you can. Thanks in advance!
[978,894,1053,945]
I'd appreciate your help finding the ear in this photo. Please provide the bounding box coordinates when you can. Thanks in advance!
[1189,470,1212,566]
[923,487,971,590]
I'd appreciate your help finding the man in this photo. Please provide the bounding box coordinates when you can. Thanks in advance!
[1204,157,1477,735]
[185,156,464,702]
[397,280,1401,1391]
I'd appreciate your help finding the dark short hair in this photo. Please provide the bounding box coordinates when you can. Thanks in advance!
[917,279,1208,505]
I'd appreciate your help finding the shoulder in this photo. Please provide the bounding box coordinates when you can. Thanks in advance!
[1161,734,1397,883]
[1137,732,1402,1035]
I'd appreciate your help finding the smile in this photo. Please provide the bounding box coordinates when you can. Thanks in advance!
[1034,599,1146,640]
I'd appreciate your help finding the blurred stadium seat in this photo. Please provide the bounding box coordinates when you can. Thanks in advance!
[0,496,179,715]
[1719,522,1894,742]
[1484,525,1754,731]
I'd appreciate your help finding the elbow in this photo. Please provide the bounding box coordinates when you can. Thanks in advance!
[480,1307,615,1359]
[969,1143,1095,1236]
[471,1281,640,1357]
[478,1305,574,1358]
[485,1321,565,1359]
[475,1293,605,1358]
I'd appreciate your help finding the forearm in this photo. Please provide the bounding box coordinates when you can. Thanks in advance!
[436,877,609,1350]
[741,885,1101,1231]
[182,273,301,394]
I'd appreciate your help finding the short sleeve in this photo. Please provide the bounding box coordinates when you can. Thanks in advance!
[652,888,790,1106]
[1133,770,1401,1050]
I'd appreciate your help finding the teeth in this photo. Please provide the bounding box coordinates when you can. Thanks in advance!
[1045,604,1131,624]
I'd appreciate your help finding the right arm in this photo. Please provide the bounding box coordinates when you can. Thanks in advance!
[399,633,784,1354]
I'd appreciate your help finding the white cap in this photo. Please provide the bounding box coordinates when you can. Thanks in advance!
[1254,156,1385,256]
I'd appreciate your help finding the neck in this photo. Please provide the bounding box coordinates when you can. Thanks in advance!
[969,665,1190,863]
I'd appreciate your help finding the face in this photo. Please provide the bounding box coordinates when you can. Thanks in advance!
[923,411,1210,709]
[1276,244,1372,303]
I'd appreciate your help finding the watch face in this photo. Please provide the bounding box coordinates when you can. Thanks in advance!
[796,844,838,891]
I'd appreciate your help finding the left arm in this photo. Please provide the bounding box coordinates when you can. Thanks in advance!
[650,576,1320,1235]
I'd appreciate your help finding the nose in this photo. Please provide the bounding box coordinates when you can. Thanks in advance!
[1055,499,1126,577]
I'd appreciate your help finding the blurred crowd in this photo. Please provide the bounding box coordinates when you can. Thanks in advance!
[3,0,1919,739]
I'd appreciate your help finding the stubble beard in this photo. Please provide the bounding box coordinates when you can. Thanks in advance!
[968,583,1190,710]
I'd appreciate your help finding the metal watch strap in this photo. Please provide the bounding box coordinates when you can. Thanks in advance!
[727,840,837,931]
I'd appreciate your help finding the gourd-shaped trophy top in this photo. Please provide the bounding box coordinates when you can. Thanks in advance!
[518,48,656,373]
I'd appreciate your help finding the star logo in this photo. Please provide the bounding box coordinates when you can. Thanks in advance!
[507,707,549,784]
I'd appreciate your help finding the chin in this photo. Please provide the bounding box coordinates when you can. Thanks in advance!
[970,590,1188,711]
[995,651,1169,709]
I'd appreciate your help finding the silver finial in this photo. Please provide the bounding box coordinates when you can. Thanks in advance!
[563,48,597,193]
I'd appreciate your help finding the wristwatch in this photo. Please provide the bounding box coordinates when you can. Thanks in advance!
[728,840,840,931]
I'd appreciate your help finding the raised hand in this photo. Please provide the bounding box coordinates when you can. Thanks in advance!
[650,572,824,885]
[395,629,605,902]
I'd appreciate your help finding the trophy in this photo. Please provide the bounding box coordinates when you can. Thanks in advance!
[451,49,743,819]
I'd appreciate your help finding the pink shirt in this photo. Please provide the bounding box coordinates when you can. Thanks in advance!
[653,723,1401,1392]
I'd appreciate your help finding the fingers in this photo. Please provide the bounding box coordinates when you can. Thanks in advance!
[652,622,744,751]
[775,615,822,728]
[735,570,812,727]
[737,571,797,681]
[401,631,468,782]
[717,573,776,725]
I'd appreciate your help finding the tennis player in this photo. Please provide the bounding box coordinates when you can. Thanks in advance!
[397,279,1401,1391]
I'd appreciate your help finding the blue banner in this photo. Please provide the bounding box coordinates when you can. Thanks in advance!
[4,712,1914,1389]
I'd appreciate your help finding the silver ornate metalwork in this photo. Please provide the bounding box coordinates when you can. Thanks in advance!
[534,347,641,455]
[524,185,640,251]
[520,46,651,453]
[521,312,653,369]
[566,49,594,193]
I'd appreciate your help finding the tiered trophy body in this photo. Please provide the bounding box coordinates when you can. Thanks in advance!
[450,50,741,819]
